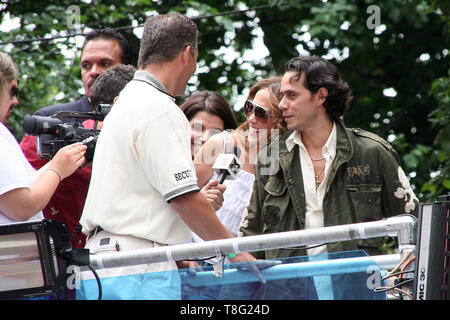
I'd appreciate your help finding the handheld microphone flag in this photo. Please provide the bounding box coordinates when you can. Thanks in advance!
[212,146,242,184]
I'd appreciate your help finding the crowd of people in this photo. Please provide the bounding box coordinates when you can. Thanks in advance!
[0,12,419,300]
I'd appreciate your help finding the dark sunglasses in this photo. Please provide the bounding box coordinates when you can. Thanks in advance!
[9,86,18,99]
[243,100,271,124]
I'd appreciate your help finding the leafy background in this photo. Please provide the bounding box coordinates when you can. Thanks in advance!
[1,0,449,203]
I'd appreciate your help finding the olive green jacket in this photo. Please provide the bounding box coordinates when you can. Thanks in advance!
[240,120,419,259]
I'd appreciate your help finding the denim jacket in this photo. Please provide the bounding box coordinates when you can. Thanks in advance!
[240,120,419,259]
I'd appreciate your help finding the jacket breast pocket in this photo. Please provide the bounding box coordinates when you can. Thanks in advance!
[262,177,289,234]
[346,184,385,250]
[346,184,383,222]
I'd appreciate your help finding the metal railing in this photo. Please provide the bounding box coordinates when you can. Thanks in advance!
[87,214,416,270]
[82,214,417,299]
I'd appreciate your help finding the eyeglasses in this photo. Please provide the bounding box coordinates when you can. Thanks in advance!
[9,86,18,99]
[243,100,271,124]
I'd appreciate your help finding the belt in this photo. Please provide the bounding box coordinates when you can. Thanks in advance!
[89,226,103,238]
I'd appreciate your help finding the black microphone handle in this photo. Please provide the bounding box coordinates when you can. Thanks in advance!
[216,146,240,184]
[218,170,229,184]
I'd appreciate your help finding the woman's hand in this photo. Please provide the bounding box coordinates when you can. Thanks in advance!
[48,142,87,180]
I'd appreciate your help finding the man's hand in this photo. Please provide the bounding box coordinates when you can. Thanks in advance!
[201,179,226,211]
[228,252,256,264]
[229,253,281,284]
[176,260,200,270]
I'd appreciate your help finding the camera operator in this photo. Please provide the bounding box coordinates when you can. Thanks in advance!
[19,29,132,248]
[78,13,255,300]
[0,52,86,225]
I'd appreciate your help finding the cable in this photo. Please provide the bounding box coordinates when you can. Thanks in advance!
[280,243,328,251]
[374,278,414,299]
[0,2,294,46]
[382,251,412,280]
[184,255,217,262]
[374,251,415,299]
[87,264,102,300]
[375,286,413,299]
[381,270,415,281]
[399,256,416,280]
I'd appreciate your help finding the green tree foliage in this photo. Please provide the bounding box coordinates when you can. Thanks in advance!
[0,0,448,202]
[422,70,450,199]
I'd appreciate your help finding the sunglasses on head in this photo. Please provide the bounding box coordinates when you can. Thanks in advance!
[9,86,18,99]
[243,100,271,124]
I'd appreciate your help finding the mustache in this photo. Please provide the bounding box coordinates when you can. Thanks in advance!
[87,76,99,88]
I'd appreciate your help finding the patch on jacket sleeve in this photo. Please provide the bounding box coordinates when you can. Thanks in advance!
[394,167,418,213]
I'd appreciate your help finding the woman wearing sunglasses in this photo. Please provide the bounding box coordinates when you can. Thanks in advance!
[0,52,87,225]
[192,77,287,241]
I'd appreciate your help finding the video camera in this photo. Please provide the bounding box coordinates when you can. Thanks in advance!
[22,104,111,162]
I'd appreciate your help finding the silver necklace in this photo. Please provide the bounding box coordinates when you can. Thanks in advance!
[310,156,325,161]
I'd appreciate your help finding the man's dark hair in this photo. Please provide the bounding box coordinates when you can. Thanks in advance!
[82,28,132,65]
[90,64,136,110]
[138,13,197,68]
[285,56,353,120]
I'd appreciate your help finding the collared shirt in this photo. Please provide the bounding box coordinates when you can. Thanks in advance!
[286,123,337,255]
[80,70,198,244]
[133,70,173,98]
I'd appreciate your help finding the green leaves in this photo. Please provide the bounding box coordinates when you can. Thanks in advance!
[1,0,448,202]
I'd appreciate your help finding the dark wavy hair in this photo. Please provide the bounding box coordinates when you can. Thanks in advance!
[180,91,238,130]
[90,64,136,111]
[285,56,353,120]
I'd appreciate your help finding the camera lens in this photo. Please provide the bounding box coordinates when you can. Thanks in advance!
[22,114,63,135]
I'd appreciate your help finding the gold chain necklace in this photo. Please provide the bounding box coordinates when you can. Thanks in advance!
[315,165,326,187]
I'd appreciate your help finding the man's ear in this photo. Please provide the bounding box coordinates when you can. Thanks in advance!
[316,87,328,104]
[180,45,192,66]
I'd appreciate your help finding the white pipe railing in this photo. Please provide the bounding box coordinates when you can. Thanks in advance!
[88,215,417,270]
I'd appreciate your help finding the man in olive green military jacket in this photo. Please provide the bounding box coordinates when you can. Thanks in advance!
[240,56,419,260]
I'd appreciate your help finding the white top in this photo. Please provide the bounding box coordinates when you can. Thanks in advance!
[191,131,255,268]
[192,169,254,243]
[80,71,199,245]
[0,123,43,224]
[286,123,337,255]
[193,131,255,242]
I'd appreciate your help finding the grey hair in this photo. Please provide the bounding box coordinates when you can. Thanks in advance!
[138,13,198,68]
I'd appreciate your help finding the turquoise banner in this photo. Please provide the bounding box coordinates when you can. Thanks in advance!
[77,250,386,300]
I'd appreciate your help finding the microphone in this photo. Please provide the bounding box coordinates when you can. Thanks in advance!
[212,146,242,184]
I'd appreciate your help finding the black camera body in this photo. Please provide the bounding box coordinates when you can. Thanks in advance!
[22,104,111,162]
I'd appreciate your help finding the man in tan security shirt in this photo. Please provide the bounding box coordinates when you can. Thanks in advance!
[78,13,255,300]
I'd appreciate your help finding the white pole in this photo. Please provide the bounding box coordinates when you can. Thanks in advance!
[88,215,416,270]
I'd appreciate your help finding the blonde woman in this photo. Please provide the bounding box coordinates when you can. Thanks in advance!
[0,52,86,224]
